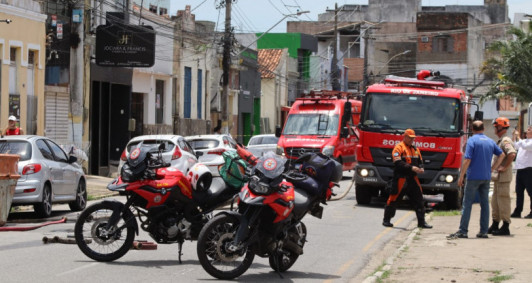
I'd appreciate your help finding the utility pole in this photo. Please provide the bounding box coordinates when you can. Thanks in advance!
[362,26,370,93]
[331,3,341,91]
[69,0,85,144]
[221,0,232,135]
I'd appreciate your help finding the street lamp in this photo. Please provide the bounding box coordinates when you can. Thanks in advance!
[375,49,411,77]
[236,11,309,56]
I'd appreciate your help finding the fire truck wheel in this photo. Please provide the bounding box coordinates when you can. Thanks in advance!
[444,189,462,210]
[355,185,372,205]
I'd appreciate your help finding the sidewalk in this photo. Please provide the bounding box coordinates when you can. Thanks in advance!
[86,175,117,199]
[367,172,532,283]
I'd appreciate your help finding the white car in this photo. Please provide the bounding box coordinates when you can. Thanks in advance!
[185,134,238,177]
[118,135,198,177]
[0,135,86,218]
[246,134,279,157]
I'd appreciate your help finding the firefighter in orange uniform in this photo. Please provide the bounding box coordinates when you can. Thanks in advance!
[382,129,432,229]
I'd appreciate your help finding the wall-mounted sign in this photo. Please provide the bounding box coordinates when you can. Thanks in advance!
[51,15,57,26]
[57,23,63,39]
[96,24,155,67]
[72,9,83,23]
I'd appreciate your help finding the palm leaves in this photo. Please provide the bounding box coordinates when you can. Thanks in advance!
[480,21,532,103]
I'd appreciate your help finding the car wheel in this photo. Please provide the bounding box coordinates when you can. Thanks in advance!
[34,184,52,218]
[69,179,87,211]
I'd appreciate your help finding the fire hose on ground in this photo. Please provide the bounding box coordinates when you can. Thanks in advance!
[330,171,356,201]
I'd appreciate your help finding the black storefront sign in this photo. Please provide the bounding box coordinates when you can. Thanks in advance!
[96,24,155,67]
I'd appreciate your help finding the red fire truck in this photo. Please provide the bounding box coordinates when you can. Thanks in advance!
[354,70,482,209]
[275,90,362,171]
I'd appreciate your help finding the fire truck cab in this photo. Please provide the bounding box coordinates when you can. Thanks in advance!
[355,71,481,209]
[276,90,362,171]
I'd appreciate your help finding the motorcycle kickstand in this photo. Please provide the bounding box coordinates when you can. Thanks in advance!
[178,240,184,264]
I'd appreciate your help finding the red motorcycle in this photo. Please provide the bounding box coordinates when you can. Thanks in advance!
[74,142,240,262]
[196,151,342,279]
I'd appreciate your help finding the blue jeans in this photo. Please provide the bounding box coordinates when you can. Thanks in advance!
[459,179,490,235]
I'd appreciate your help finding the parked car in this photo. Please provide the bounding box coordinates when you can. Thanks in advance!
[246,134,279,157]
[185,134,238,176]
[118,135,198,177]
[0,135,86,218]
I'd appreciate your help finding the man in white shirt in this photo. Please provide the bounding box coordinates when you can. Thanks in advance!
[511,125,532,218]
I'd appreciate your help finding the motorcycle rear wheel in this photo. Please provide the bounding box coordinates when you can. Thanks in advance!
[197,214,255,279]
[75,202,135,262]
[268,222,306,272]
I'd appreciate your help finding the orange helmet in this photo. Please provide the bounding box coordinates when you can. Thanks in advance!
[492,117,510,128]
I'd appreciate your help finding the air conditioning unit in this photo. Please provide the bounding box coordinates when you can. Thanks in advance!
[421,36,429,43]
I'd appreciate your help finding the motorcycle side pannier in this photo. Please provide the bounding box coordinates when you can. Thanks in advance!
[219,150,248,189]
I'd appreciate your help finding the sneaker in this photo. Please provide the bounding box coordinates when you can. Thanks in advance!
[447,231,468,239]
[476,232,488,238]
[524,213,532,219]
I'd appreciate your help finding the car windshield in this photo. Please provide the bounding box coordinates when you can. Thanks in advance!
[0,140,32,161]
[282,114,339,136]
[127,140,175,153]
[361,93,461,134]
[248,136,279,146]
[188,139,220,150]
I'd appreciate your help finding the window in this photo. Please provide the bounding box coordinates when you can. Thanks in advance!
[159,8,167,15]
[36,139,54,160]
[0,141,32,161]
[46,139,68,162]
[149,5,157,13]
[178,138,195,155]
[432,36,454,53]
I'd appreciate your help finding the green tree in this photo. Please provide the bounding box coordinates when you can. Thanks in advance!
[481,21,532,103]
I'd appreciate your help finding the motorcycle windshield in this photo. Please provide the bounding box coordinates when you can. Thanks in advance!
[254,151,287,180]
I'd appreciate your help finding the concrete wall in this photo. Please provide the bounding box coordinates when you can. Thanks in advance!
[367,0,421,23]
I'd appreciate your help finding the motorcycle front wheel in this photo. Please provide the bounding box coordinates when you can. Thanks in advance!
[74,202,135,262]
[197,214,255,280]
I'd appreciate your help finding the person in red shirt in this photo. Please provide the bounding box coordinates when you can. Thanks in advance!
[3,115,24,135]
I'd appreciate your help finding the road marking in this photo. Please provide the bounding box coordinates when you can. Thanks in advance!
[324,211,413,283]
[56,262,100,277]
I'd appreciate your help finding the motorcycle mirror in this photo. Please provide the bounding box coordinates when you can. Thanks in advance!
[158,142,166,151]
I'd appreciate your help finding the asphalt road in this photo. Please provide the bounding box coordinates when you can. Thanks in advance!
[0,174,416,282]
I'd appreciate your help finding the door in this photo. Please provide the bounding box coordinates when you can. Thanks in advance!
[184,67,192,118]
[47,139,77,195]
[45,92,69,141]
[197,69,202,119]
[131,92,144,137]
[36,139,65,195]
[242,113,252,146]
[109,84,131,163]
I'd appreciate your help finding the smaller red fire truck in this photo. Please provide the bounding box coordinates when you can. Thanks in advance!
[276,90,362,171]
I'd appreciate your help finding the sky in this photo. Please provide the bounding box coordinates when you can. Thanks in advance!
[169,0,532,33]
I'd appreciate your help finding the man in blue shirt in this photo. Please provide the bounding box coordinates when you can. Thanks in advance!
[449,121,504,239]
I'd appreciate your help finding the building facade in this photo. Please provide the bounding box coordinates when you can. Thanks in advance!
[0,1,46,136]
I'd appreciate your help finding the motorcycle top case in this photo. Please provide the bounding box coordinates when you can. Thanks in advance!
[219,150,248,189]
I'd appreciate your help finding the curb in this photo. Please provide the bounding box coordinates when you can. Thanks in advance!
[362,213,432,283]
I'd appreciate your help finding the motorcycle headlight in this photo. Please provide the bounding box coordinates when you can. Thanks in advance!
[249,179,272,195]
[322,146,335,157]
